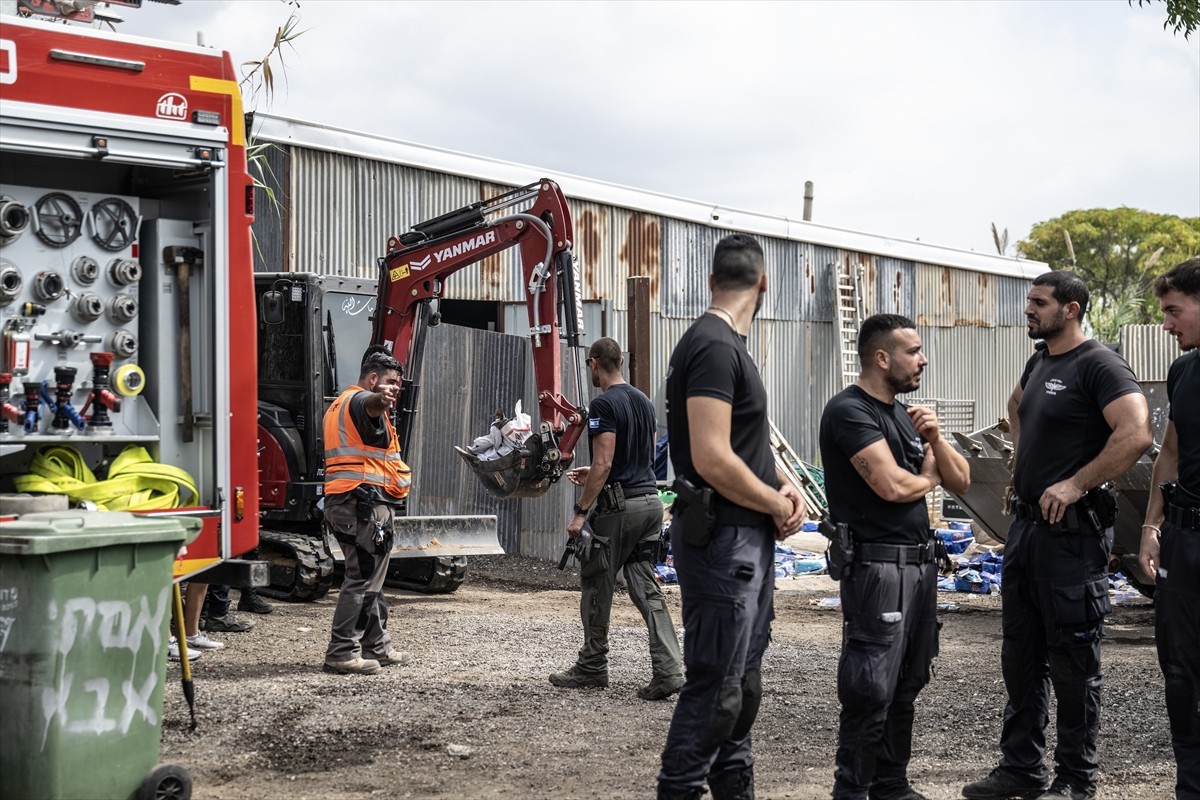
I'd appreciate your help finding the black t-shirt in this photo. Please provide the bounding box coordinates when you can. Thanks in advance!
[1168,350,1200,505]
[348,390,391,448]
[666,314,777,506]
[819,385,930,545]
[1014,339,1142,502]
[587,382,657,496]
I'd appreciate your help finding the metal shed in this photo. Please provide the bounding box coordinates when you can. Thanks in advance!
[249,112,1051,560]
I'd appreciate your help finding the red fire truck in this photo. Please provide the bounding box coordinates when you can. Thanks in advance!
[0,14,260,583]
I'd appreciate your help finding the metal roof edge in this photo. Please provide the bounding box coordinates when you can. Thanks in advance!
[252,112,1047,281]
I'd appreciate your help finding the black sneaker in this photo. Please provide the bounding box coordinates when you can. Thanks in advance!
[1035,784,1095,800]
[237,592,273,615]
[548,666,608,689]
[962,767,1048,800]
[201,613,255,633]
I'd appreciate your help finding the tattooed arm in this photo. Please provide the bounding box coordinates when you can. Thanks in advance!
[849,439,939,504]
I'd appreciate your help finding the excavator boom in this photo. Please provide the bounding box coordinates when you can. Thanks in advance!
[371,180,588,497]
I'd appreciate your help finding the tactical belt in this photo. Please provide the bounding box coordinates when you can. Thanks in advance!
[855,540,937,566]
[1166,503,1200,531]
[1012,498,1082,528]
[713,503,772,527]
[594,483,654,514]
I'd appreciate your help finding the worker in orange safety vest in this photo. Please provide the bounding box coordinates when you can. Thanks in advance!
[321,349,412,676]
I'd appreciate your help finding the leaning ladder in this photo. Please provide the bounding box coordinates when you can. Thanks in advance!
[835,261,865,389]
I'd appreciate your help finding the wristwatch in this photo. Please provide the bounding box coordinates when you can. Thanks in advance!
[573,503,590,516]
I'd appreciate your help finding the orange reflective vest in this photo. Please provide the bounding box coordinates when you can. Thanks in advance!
[323,385,412,499]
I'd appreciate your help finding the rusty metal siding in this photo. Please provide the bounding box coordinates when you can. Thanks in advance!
[568,199,617,304]
[872,257,916,318]
[661,218,717,318]
[1120,324,1178,382]
[838,251,877,318]
[996,275,1030,327]
[756,237,801,321]
[749,319,839,463]
[798,244,839,322]
[915,263,997,328]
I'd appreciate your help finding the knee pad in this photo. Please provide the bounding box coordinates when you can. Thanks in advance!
[731,669,762,740]
[705,680,744,750]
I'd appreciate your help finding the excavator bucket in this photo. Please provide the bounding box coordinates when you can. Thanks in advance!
[455,435,556,499]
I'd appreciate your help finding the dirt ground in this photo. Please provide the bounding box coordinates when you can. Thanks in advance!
[159,552,1175,800]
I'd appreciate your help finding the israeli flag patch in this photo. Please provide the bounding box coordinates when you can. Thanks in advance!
[589,416,601,429]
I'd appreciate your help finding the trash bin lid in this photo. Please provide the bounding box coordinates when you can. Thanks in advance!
[0,510,201,556]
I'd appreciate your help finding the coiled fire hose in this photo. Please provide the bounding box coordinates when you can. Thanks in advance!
[13,444,198,510]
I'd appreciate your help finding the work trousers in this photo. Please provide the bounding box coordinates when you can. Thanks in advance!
[1158,520,1200,800]
[576,493,682,680]
[833,558,940,800]
[997,517,1113,793]
[659,520,775,795]
[324,497,394,661]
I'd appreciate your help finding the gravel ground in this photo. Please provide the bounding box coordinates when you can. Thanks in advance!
[158,553,1174,800]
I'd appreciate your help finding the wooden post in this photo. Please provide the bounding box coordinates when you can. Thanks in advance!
[626,276,651,395]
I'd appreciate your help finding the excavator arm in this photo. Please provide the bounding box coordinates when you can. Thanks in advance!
[370,179,588,498]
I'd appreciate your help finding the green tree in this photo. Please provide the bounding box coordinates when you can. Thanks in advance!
[1131,0,1200,39]
[1017,208,1200,325]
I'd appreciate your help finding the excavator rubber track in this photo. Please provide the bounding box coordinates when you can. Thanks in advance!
[385,555,467,594]
[257,529,337,602]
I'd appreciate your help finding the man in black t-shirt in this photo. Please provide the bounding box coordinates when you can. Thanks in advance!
[657,235,806,800]
[964,271,1151,800]
[1140,258,1200,800]
[548,337,684,701]
[819,314,970,800]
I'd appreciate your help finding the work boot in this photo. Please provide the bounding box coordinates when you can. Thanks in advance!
[1035,783,1095,800]
[962,767,1049,800]
[323,656,382,675]
[201,613,255,633]
[548,665,608,689]
[237,590,273,615]
[367,647,410,667]
[709,764,754,800]
[638,673,685,701]
[880,789,930,800]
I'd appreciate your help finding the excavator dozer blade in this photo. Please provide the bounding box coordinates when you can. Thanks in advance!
[455,436,556,499]
[390,515,504,558]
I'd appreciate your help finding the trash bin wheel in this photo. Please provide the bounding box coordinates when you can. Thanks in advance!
[139,764,192,800]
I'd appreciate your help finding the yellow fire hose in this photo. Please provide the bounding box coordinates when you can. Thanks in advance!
[13,444,198,510]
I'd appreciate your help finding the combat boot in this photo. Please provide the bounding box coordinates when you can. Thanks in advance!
[657,783,704,800]
[962,767,1048,800]
[709,764,754,800]
[548,665,608,689]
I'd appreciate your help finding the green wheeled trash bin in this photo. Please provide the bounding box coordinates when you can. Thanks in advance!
[0,511,202,800]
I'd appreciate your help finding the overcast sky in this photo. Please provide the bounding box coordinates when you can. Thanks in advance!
[113,0,1199,256]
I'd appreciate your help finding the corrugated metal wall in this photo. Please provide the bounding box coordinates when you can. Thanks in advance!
[260,139,1055,557]
[1119,324,1179,382]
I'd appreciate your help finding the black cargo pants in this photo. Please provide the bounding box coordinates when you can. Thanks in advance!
[1157,520,1200,800]
[658,519,775,795]
[832,557,940,799]
[996,517,1113,793]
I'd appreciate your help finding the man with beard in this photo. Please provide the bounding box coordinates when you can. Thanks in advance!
[549,336,684,701]
[819,313,970,800]
[963,270,1151,800]
[658,234,806,800]
[1139,258,1200,800]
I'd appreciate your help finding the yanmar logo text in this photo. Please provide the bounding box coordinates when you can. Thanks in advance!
[1044,378,1066,395]
[433,230,497,264]
[155,93,188,120]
